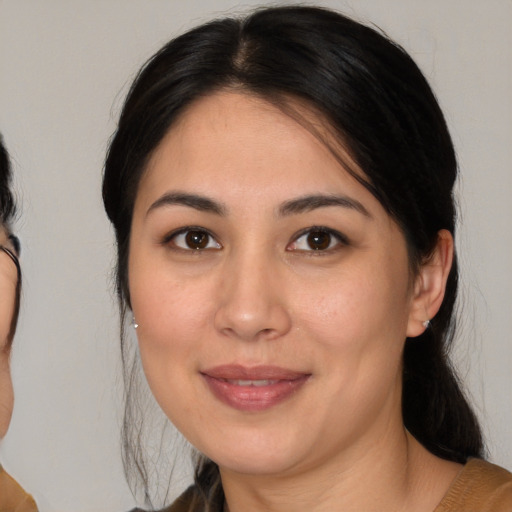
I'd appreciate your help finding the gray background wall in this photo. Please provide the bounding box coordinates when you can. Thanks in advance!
[0,1,510,510]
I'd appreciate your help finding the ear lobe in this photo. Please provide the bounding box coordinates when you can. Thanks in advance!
[406,229,454,338]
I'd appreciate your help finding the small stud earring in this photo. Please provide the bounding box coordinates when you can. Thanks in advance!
[132,317,139,329]
[422,320,430,329]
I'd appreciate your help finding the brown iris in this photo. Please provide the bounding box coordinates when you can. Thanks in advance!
[185,230,209,249]
[307,230,331,250]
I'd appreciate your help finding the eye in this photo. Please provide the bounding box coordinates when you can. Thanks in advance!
[288,227,347,252]
[166,228,221,251]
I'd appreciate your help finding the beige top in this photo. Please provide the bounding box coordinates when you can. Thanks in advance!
[162,458,512,512]
[0,465,38,512]
[433,458,512,512]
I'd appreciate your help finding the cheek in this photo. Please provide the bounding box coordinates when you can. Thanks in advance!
[292,255,412,410]
[294,269,410,424]
[0,356,14,438]
[131,268,213,351]
[128,273,208,426]
[0,278,17,344]
[297,266,411,347]
[128,254,221,403]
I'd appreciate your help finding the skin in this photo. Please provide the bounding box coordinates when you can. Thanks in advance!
[0,226,18,439]
[128,91,460,512]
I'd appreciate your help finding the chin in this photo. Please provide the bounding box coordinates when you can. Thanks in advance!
[194,429,307,477]
[214,452,299,477]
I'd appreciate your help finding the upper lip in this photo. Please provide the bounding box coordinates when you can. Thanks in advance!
[201,365,309,381]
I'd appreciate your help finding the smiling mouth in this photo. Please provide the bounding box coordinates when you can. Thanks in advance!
[201,365,311,412]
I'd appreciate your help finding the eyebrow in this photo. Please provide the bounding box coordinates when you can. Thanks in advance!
[147,192,227,216]
[278,194,371,218]
[146,191,370,219]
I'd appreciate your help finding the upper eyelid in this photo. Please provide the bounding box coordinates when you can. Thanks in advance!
[162,226,218,243]
[290,226,349,245]
[162,226,222,251]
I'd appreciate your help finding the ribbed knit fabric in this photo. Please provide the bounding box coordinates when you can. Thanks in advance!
[0,466,38,512]
[433,458,512,512]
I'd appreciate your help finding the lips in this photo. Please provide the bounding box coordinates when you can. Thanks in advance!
[201,365,310,412]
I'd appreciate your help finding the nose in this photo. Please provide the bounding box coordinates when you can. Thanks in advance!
[214,250,292,342]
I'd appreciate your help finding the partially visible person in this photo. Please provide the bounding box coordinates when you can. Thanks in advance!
[0,135,37,511]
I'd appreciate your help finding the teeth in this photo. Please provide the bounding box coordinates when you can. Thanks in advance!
[230,379,276,387]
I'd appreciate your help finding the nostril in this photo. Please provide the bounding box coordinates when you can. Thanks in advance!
[213,271,292,341]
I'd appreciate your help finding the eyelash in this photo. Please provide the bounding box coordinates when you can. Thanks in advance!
[161,226,349,253]
[162,226,221,251]
[287,226,349,254]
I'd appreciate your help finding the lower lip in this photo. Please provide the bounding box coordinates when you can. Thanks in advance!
[202,374,310,412]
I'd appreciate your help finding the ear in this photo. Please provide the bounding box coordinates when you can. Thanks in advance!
[406,229,454,338]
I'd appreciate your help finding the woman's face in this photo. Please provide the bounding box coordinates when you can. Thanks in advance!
[0,226,18,438]
[128,91,425,477]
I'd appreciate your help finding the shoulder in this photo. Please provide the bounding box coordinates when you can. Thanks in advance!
[435,458,512,512]
[0,467,38,512]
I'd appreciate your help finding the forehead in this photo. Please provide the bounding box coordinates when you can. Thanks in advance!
[138,91,374,206]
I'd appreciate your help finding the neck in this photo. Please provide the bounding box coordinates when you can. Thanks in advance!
[220,423,460,512]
